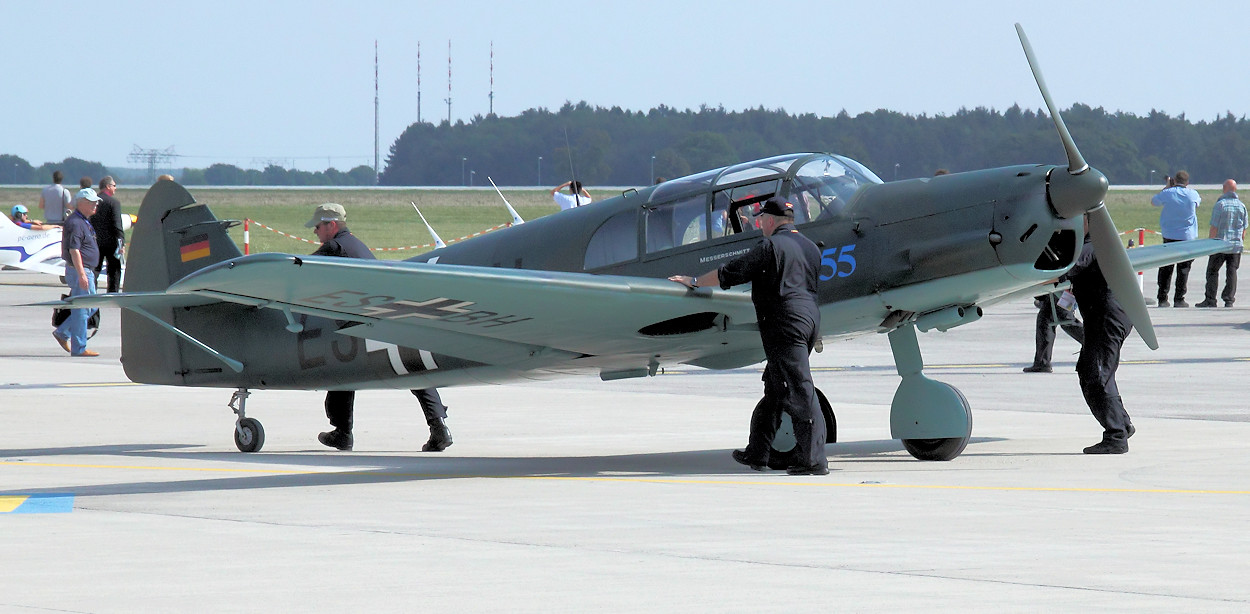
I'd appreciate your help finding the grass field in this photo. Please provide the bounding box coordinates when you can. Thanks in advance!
[1,184,1219,260]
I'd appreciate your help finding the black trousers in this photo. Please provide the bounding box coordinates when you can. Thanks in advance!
[1075,317,1133,443]
[742,312,826,469]
[1203,251,1241,305]
[325,388,447,432]
[93,241,122,293]
[1157,237,1194,302]
[1032,297,1084,368]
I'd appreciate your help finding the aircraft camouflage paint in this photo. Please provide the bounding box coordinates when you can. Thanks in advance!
[44,26,1233,460]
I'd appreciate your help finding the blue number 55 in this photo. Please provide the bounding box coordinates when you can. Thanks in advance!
[819,244,856,281]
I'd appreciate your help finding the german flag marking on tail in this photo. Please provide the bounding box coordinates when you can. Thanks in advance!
[180,234,211,262]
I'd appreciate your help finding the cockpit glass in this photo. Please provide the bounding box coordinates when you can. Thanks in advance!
[784,155,882,221]
[649,168,719,203]
[715,154,805,187]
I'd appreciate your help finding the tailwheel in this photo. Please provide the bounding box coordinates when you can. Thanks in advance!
[228,388,264,453]
[234,417,265,453]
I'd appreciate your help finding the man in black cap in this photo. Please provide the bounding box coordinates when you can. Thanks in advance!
[306,203,454,453]
[669,196,827,475]
[1059,215,1135,454]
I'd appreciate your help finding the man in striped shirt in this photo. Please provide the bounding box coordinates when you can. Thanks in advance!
[1196,180,1247,308]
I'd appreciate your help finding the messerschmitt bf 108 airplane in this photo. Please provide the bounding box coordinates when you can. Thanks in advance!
[44,25,1232,460]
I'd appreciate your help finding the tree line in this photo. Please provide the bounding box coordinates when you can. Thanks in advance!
[6,103,1249,187]
[382,103,1250,186]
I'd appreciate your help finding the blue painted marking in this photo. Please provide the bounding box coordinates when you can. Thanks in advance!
[12,494,75,514]
[0,240,61,262]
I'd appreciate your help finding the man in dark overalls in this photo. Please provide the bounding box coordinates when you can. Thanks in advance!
[670,196,827,475]
[1060,220,1135,454]
[306,203,453,453]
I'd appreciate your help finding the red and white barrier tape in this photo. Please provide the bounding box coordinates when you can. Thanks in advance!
[244,219,512,253]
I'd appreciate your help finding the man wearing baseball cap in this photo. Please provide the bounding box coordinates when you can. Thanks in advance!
[669,196,827,475]
[53,188,103,357]
[305,203,454,453]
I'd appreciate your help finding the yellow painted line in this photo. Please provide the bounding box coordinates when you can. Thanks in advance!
[0,495,29,512]
[3,460,1247,495]
[0,461,316,475]
[1122,360,1168,365]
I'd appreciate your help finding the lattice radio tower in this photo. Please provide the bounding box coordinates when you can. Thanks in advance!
[444,40,452,125]
[128,145,176,183]
[489,41,494,116]
[374,41,380,182]
[417,41,422,124]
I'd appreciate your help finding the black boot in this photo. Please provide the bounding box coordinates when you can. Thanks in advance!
[317,428,353,451]
[786,419,829,475]
[422,420,453,452]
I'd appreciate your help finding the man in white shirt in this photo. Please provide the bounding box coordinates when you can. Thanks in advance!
[550,180,591,210]
[38,170,72,224]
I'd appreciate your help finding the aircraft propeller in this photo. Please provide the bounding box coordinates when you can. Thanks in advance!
[1015,23,1157,349]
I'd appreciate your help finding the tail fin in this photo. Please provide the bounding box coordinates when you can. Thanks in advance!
[125,180,242,292]
[122,180,244,384]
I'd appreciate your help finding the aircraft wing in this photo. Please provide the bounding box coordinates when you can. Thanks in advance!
[46,253,762,369]
[979,238,1238,309]
[1125,238,1237,272]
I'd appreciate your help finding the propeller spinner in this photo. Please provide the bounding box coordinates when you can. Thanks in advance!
[1015,23,1158,349]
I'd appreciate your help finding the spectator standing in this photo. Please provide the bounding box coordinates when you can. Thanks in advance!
[1151,171,1201,307]
[1196,179,1247,308]
[90,176,126,293]
[38,170,71,223]
[550,180,591,210]
[52,189,102,357]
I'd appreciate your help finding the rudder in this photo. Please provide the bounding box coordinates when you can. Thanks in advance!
[121,180,244,384]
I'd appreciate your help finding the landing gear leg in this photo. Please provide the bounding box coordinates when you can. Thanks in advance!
[887,324,972,461]
[228,388,265,453]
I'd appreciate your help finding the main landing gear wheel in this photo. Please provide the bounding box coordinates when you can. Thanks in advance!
[769,387,838,461]
[228,388,265,453]
[234,417,265,453]
[900,383,971,461]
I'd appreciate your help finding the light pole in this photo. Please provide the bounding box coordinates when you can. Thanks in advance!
[538,156,542,186]
[894,163,900,181]
[1149,169,1156,185]
[470,169,475,187]
[461,157,467,186]
[650,155,656,185]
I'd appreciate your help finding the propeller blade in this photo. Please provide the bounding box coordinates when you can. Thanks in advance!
[1087,206,1158,349]
[1015,23,1088,175]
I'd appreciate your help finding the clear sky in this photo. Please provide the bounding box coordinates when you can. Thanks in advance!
[4,0,1248,172]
